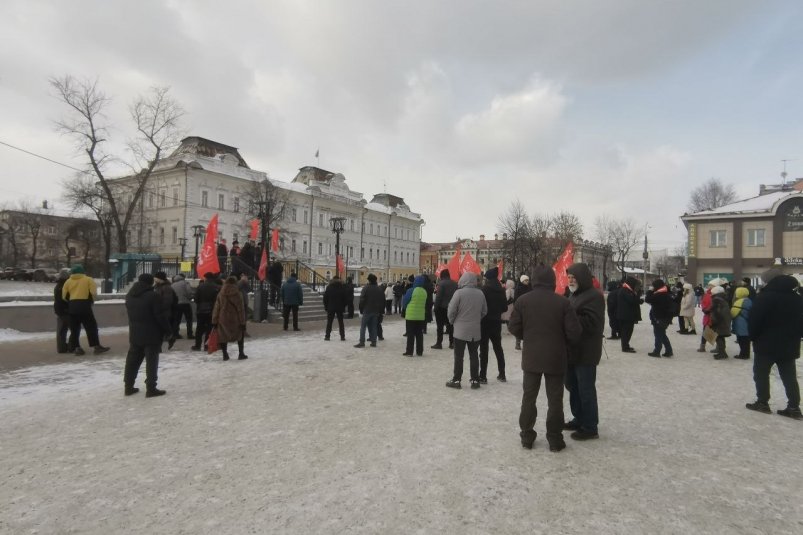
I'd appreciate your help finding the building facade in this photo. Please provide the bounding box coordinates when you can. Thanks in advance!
[107,137,424,284]
[681,179,803,285]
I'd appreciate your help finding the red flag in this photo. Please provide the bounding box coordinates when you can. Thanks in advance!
[497,259,504,281]
[257,247,268,281]
[445,246,461,282]
[196,214,220,277]
[271,228,279,252]
[336,254,345,276]
[552,241,575,295]
[249,218,259,241]
[460,252,481,275]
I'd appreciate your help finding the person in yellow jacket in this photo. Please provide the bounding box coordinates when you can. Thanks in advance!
[61,265,109,355]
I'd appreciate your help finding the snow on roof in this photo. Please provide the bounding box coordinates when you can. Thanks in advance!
[685,190,801,218]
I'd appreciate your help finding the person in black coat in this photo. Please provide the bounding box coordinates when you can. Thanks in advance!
[605,281,620,339]
[323,276,347,341]
[432,270,457,349]
[565,263,605,440]
[479,267,508,382]
[123,273,173,397]
[344,276,356,318]
[53,269,71,353]
[644,279,674,357]
[616,276,642,352]
[192,273,221,350]
[746,269,803,418]
[513,274,532,350]
[422,275,434,333]
[355,274,385,347]
[267,261,283,306]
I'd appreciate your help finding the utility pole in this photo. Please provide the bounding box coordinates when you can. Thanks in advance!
[642,232,649,289]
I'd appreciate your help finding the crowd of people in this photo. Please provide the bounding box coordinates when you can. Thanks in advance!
[52,260,802,445]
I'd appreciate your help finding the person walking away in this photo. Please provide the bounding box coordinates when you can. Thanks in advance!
[171,274,194,339]
[281,272,304,331]
[384,283,394,315]
[672,282,686,333]
[680,283,697,335]
[431,269,457,350]
[344,276,356,318]
[746,269,802,418]
[393,281,405,314]
[731,286,752,359]
[513,275,532,350]
[153,272,178,348]
[54,268,71,353]
[268,261,283,307]
[323,276,347,341]
[605,281,620,339]
[354,273,384,348]
[564,263,605,441]
[124,273,172,397]
[709,285,731,359]
[616,277,642,353]
[211,276,247,360]
[694,284,704,307]
[62,264,109,355]
[238,273,251,324]
[645,279,674,357]
[697,279,720,353]
[445,273,487,389]
[479,267,507,383]
[402,275,428,356]
[216,239,228,274]
[192,272,220,351]
[509,265,582,452]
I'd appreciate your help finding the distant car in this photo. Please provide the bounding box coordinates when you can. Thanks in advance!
[33,268,59,282]
[9,268,34,281]
[0,267,14,280]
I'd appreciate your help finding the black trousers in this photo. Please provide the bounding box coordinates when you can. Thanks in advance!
[619,321,635,350]
[405,320,425,355]
[452,339,479,381]
[608,315,620,337]
[56,314,70,353]
[173,303,194,336]
[520,371,565,442]
[385,299,393,314]
[195,312,212,348]
[434,307,453,346]
[220,337,245,357]
[326,311,345,339]
[347,300,354,319]
[754,354,800,407]
[68,309,99,349]
[283,305,299,330]
[737,335,751,358]
[124,343,160,389]
[479,319,505,379]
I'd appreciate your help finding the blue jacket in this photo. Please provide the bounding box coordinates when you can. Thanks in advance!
[281,277,304,306]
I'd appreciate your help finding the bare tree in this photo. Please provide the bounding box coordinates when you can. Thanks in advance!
[595,215,642,281]
[244,178,289,251]
[51,75,184,253]
[15,201,45,268]
[61,176,115,277]
[0,206,21,267]
[497,200,530,278]
[687,178,737,213]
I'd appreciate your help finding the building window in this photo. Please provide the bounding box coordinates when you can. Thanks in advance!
[412,253,415,264]
[147,228,153,245]
[361,247,365,260]
[172,187,179,206]
[395,227,398,238]
[159,190,166,207]
[328,243,332,255]
[406,252,410,263]
[304,210,308,224]
[394,251,398,262]
[201,191,208,208]
[171,227,177,244]
[148,193,154,208]
[319,213,324,227]
[318,242,323,255]
[158,227,165,245]
[291,208,297,222]
[747,229,765,247]
[292,239,297,253]
[383,250,387,260]
[303,241,308,254]
[280,238,285,252]
[350,219,355,231]
[709,230,727,248]
[234,197,240,212]
[407,230,411,240]
[218,194,224,210]
[370,223,374,235]
[369,249,373,259]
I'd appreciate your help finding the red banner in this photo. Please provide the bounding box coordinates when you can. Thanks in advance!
[497,259,504,281]
[445,246,461,282]
[249,218,259,241]
[257,246,268,281]
[196,214,220,277]
[336,254,345,277]
[460,252,482,275]
[271,228,279,252]
[552,241,575,295]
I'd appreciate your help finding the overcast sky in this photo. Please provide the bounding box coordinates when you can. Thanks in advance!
[2,0,802,250]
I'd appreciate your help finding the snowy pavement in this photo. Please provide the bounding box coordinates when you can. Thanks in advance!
[1,309,801,534]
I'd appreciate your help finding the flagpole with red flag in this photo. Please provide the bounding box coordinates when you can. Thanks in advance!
[552,241,575,295]
[196,214,220,278]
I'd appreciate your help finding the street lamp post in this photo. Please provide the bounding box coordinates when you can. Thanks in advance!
[178,237,187,261]
[642,233,649,289]
[330,216,346,278]
[191,225,205,278]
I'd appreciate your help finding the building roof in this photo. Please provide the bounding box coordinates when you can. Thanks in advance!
[682,188,803,220]
[169,137,250,169]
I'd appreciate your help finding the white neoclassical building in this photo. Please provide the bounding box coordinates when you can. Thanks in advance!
[107,136,424,284]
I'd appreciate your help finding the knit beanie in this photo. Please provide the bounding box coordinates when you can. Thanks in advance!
[70,264,84,274]
[485,267,498,280]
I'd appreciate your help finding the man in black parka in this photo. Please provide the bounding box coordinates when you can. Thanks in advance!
[323,276,347,341]
[565,263,605,440]
[479,267,508,383]
[746,269,803,418]
[123,273,173,398]
[616,276,642,352]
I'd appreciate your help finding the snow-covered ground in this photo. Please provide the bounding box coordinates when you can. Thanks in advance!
[1,308,801,534]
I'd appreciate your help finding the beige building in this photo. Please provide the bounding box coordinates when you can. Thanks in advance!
[107,137,424,284]
[681,178,803,285]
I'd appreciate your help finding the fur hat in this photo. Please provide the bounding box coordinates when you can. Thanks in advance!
[520,275,530,284]
[711,285,725,295]
[138,273,154,285]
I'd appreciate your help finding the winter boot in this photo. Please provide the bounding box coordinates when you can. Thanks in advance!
[93,345,110,355]
[745,401,771,414]
[445,379,461,389]
[776,407,802,420]
[145,388,166,398]
[548,438,567,452]
[696,343,706,353]
[470,379,481,389]
[124,386,139,396]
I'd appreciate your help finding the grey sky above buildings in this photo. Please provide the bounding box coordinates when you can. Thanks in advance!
[2,0,802,249]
